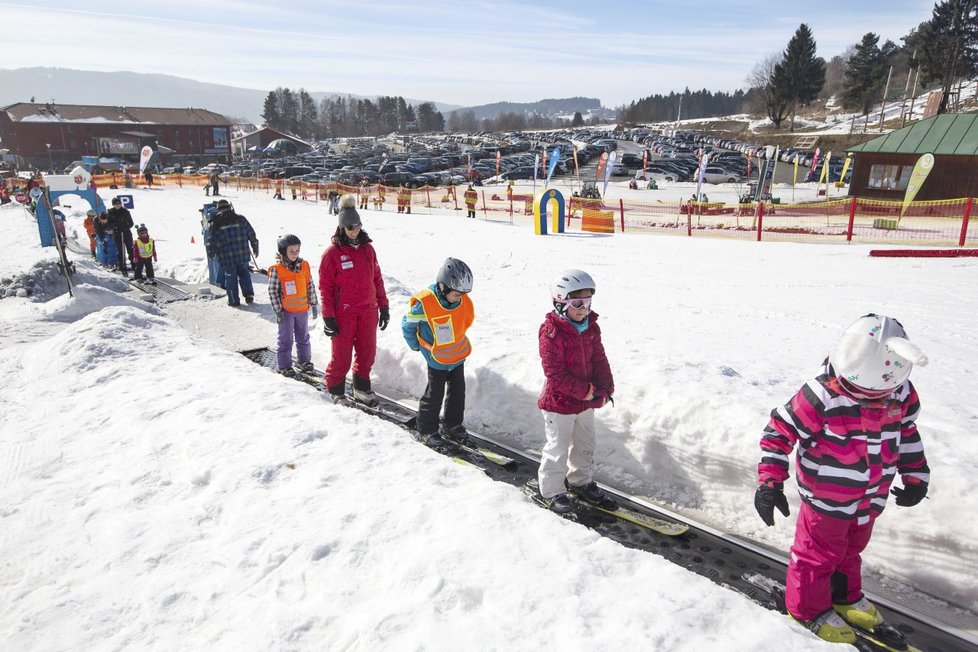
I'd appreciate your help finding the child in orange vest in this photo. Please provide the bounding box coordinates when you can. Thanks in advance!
[84,209,98,257]
[269,234,319,377]
[401,258,475,447]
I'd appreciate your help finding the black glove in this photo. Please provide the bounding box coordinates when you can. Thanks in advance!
[754,482,790,527]
[378,306,390,331]
[323,317,338,338]
[891,481,928,507]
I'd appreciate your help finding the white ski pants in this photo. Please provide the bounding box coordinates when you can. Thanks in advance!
[538,409,595,498]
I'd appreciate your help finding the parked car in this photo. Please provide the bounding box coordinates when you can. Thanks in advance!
[702,166,741,184]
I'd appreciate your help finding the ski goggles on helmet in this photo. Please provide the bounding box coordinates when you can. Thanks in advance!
[559,296,592,310]
[838,376,894,401]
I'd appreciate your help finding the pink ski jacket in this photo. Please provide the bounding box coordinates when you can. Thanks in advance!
[537,311,614,415]
[758,359,929,524]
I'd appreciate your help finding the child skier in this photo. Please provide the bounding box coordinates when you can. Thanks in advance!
[536,269,616,514]
[269,234,319,377]
[402,258,475,448]
[83,209,98,258]
[132,224,158,284]
[755,314,930,644]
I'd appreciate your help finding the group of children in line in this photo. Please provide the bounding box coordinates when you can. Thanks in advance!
[267,193,930,648]
[82,198,159,284]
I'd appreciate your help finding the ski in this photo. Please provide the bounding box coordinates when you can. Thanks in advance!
[580,500,689,537]
[740,572,921,652]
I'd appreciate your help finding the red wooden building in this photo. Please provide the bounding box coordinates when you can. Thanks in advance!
[0,102,232,171]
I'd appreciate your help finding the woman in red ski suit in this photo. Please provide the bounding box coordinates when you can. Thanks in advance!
[318,194,390,402]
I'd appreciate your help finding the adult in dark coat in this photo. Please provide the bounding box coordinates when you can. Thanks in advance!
[208,199,259,307]
[106,197,135,274]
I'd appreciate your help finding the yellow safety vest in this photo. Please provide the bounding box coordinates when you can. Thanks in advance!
[135,238,155,259]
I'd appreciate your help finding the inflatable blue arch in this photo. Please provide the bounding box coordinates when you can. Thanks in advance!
[533,189,565,235]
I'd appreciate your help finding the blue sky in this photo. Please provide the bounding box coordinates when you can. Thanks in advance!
[2,0,936,108]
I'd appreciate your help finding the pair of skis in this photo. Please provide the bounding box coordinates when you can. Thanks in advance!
[741,572,921,652]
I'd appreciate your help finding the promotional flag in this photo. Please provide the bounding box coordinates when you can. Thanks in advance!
[746,155,752,179]
[768,147,780,197]
[573,147,580,182]
[809,148,821,182]
[602,151,616,197]
[792,155,799,187]
[694,152,709,202]
[595,152,608,181]
[495,151,501,177]
[642,150,648,178]
[467,154,471,181]
[533,153,540,184]
[139,146,154,174]
[900,152,935,217]
[545,147,561,187]
[839,155,853,185]
[817,151,831,186]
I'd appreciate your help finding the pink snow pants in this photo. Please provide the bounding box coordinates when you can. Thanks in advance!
[324,310,378,390]
[786,501,876,622]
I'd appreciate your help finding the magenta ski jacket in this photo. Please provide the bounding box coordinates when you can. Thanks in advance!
[758,359,930,524]
[537,310,614,415]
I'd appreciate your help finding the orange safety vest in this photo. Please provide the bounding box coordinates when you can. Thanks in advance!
[410,288,474,365]
[272,260,312,313]
[135,238,155,259]
[464,189,478,207]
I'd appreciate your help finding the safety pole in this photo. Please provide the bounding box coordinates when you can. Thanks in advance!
[756,202,764,241]
[960,197,973,247]
[847,196,857,242]
[619,198,625,232]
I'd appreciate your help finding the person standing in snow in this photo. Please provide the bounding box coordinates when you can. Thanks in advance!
[268,234,319,378]
[536,269,616,514]
[754,314,930,645]
[318,194,389,405]
[207,199,259,307]
[358,179,369,210]
[463,184,478,218]
[107,197,135,276]
[83,209,98,257]
[401,258,475,448]
[208,170,222,197]
[131,224,158,284]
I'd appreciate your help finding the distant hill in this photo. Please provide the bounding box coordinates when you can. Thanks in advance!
[450,97,603,120]
[0,67,461,124]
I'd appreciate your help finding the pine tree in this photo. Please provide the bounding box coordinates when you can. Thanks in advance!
[842,33,893,119]
[261,91,281,130]
[770,24,826,131]
[571,111,585,127]
[914,0,978,114]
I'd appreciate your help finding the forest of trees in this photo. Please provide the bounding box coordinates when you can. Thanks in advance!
[261,88,445,139]
[259,2,977,138]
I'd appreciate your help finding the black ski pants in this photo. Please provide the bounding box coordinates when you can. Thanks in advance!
[417,363,465,435]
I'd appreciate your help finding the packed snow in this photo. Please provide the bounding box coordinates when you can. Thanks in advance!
[1,177,976,651]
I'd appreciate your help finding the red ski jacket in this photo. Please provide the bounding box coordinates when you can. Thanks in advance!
[537,310,614,415]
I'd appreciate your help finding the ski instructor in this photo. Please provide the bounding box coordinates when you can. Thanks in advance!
[318,194,390,405]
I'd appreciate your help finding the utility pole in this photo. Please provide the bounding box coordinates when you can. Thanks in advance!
[879,65,893,132]
[900,49,916,126]
[905,68,920,127]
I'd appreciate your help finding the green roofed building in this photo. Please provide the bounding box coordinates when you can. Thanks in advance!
[847,113,978,201]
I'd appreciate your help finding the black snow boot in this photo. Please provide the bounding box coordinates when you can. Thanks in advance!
[565,480,618,510]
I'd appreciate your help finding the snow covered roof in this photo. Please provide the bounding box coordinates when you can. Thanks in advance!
[1,102,230,126]
[848,113,978,156]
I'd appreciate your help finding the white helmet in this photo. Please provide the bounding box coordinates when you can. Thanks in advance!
[551,269,595,314]
[830,314,928,392]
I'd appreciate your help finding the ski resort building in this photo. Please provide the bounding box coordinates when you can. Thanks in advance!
[847,113,978,201]
[0,102,232,171]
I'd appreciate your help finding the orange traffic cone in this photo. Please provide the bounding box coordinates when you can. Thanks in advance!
[190,235,196,244]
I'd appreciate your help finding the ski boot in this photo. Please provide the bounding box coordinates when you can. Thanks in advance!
[548,493,574,514]
[297,361,315,374]
[280,367,297,379]
[417,431,448,448]
[793,610,856,645]
[833,596,883,631]
[352,374,378,407]
[440,424,472,446]
[565,480,618,510]
[327,384,349,405]
[245,295,255,305]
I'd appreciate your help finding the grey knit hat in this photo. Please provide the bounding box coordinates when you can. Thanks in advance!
[337,194,361,228]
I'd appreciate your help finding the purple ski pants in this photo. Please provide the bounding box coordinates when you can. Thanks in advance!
[277,310,312,370]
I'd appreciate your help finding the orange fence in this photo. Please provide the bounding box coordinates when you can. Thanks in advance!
[9,173,974,247]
